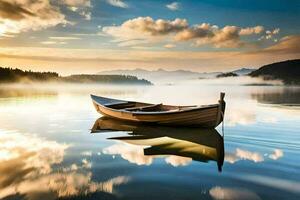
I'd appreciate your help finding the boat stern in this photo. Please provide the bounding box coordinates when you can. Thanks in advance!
[216,92,226,127]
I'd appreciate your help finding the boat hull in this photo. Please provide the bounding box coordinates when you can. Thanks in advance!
[91,94,225,128]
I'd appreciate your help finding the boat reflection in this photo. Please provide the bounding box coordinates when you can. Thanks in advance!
[92,117,224,172]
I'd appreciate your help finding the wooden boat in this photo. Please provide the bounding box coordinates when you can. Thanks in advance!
[91,93,225,128]
[91,117,224,172]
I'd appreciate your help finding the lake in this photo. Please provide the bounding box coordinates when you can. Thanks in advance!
[0,82,299,200]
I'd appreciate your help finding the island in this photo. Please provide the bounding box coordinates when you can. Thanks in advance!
[216,72,238,78]
[249,59,300,85]
[0,67,152,85]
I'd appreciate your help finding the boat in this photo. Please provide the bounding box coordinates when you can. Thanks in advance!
[91,117,224,172]
[91,92,225,128]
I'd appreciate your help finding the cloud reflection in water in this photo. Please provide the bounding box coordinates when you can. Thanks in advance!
[103,142,194,167]
[225,148,284,164]
[209,186,261,200]
[0,129,130,199]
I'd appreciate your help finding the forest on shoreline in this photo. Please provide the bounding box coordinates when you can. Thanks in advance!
[0,67,152,85]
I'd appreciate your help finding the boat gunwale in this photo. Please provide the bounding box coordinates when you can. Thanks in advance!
[91,94,219,115]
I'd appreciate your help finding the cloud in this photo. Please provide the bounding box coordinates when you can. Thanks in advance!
[63,163,79,171]
[226,102,256,126]
[69,6,78,11]
[235,148,264,162]
[178,24,242,48]
[41,41,58,45]
[61,0,92,20]
[239,26,264,35]
[0,1,35,20]
[40,36,81,45]
[49,36,81,40]
[175,24,264,48]
[258,28,280,41]
[164,43,176,48]
[103,17,188,37]
[103,143,154,165]
[0,129,130,199]
[263,35,300,54]
[106,0,129,8]
[166,2,180,11]
[272,28,280,34]
[41,41,67,45]
[225,148,284,164]
[81,151,92,156]
[225,148,264,163]
[102,17,265,48]
[0,129,69,190]
[81,158,92,168]
[80,10,91,20]
[117,39,150,47]
[0,172,130,199]
[103,142,193,167]
[102,17,188,46]
[268,149,283,160]
[62,160,93,172]
[0,0,68,37]
[62,0,91,7]
[165,155,192,167]
[209,186,261,200]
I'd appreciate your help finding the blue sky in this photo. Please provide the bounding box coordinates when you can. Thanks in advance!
[0,0,299,74]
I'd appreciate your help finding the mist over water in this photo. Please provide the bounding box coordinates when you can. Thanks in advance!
[0,80,299,200]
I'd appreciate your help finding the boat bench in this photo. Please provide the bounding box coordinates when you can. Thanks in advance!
[105,101,135,109]
[124,104,162,112]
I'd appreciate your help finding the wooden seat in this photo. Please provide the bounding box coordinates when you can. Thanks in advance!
[124,104,162,111]
[105,101,136,109]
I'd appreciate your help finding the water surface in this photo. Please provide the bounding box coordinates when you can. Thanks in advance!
[0,83,299,200]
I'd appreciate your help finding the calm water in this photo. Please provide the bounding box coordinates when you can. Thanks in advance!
[0,83,300,200]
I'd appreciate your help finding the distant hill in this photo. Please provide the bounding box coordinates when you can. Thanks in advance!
[0,67,59,83]
[99,68,256,83]
[99,68,221,83]
[231,68,255,75]
[63,74,152,85]
[249,59,300,85]
[216,72,238,78]
[0,67,152,85]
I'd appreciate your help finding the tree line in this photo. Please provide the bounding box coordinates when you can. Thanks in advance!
[0,67,152,85]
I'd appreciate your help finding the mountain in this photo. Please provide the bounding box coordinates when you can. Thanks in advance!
[231,68,255,75]
[99,68,220,83]
[249,59,300,85]
[99,67,256,83]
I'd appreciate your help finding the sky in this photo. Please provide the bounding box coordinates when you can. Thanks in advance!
[0,0,299,75]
